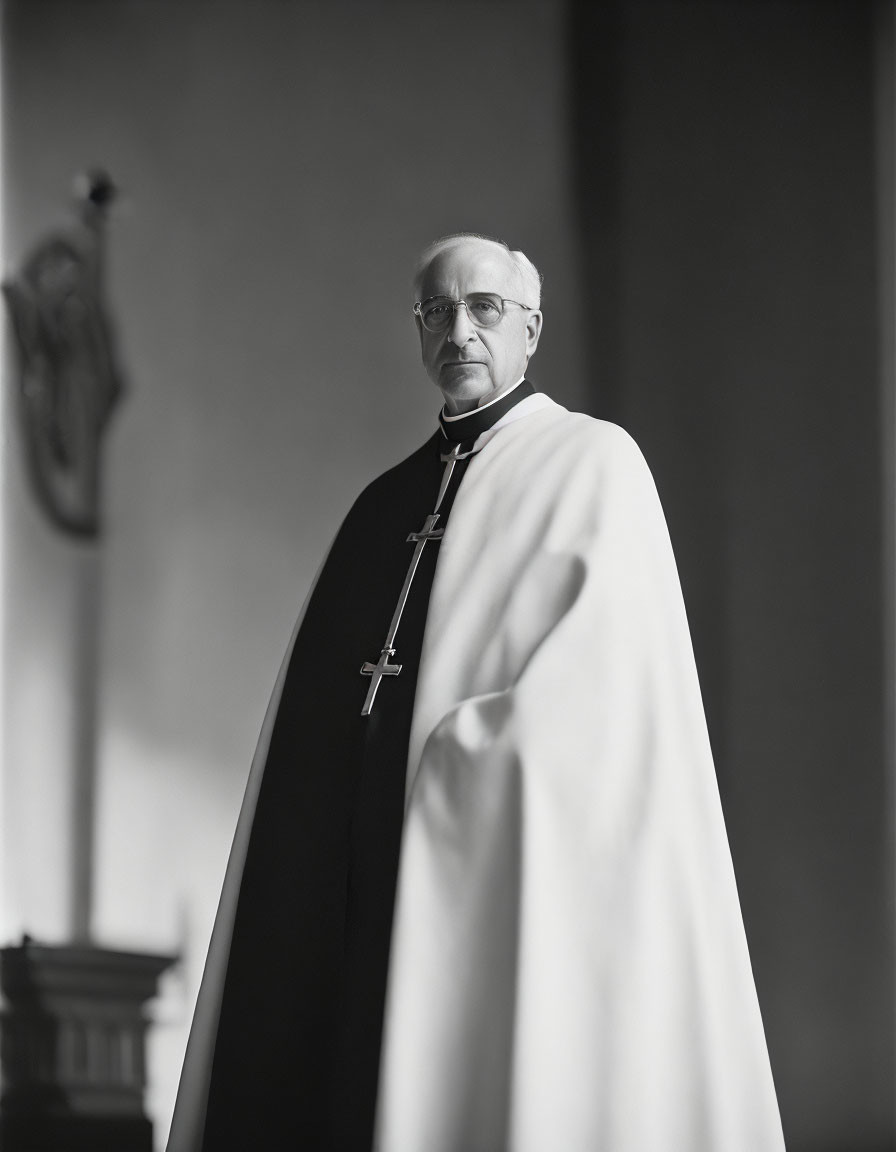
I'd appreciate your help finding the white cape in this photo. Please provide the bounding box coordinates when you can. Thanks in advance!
[374,399,784,1150]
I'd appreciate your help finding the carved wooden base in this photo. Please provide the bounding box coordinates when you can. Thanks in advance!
[0,939,175,1152]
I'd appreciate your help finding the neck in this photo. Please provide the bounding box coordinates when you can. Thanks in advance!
[441,377,525,417]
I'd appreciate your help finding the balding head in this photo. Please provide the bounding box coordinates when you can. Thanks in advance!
[414,233,542,309]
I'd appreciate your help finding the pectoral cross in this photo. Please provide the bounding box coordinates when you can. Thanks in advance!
[360,647,402,716]
[359,442,468,716]
[406,513,444,545]
[359,509,447,716]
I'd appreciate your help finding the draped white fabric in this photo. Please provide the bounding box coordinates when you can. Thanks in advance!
[376,401,784,1151]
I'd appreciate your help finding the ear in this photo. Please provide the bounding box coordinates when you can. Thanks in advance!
[525,310,543,360]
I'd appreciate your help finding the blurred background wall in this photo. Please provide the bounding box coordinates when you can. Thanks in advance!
[0,1,892,1149]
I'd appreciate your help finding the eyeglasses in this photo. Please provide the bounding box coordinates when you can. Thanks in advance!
[413,292,533,333]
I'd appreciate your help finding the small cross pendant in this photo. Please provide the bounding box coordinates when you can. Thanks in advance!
[407,513,444,545]
[360,647,402,716]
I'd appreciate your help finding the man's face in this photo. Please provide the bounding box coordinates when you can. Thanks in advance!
[416,240,542,414]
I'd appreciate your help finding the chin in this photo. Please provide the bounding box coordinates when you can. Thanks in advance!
[439,368,489,395]
[440,383,488,414]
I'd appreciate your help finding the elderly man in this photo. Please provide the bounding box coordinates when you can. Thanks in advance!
[168,234,784,1151]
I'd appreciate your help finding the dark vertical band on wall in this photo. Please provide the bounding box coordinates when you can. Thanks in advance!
[567,0,624,424]
[566,2,894,1149]
[873,2,896,1144]
[567,0,730,784]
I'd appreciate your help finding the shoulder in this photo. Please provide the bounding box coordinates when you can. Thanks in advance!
[542,398,643,450]
[510,399,671,550]
[500,396,654,488]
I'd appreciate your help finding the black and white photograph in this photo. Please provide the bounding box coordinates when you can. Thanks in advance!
[0,3,892,1150]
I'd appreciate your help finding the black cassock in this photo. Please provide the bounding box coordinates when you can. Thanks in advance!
[199,383,535,1150]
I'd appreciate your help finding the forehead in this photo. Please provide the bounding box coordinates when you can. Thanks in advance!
[419,240,521,299]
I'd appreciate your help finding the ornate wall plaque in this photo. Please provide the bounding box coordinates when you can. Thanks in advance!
[3,170,125,537]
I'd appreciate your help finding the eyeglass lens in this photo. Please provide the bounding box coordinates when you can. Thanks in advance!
[419,293,504,332]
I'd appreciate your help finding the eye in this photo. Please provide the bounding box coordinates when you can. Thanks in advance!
[423,302,451,323]
[468,296,501,322]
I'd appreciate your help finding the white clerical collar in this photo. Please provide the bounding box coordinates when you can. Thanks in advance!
[440,376,527,424]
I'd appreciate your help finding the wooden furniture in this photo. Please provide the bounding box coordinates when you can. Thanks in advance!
[1,938,175,1151]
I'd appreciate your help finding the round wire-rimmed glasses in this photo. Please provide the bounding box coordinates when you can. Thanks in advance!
[413,292,533,333]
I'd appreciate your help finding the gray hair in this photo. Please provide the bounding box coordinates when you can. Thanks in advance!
[413,232,543,309]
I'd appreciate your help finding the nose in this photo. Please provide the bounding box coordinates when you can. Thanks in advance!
[446,301,477,345]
